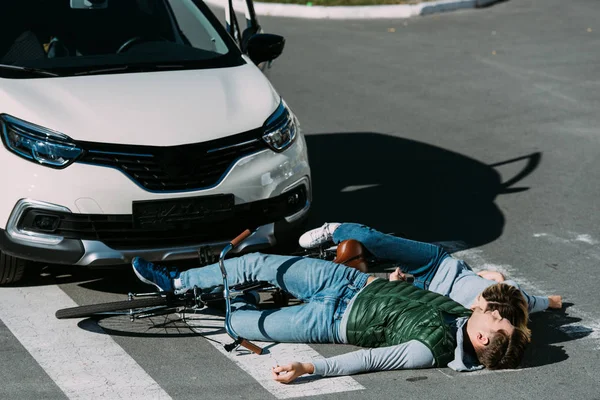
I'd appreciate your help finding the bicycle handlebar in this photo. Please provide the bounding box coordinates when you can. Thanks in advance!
[240,339,263,355]
[230,229,252,248]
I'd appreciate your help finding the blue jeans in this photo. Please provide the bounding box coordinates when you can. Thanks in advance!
[179,253,370,344]
[333,223,449,290]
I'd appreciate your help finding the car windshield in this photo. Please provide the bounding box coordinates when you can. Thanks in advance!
[0,0,243,78]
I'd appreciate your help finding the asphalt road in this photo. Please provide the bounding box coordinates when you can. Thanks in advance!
[2,0,600,399]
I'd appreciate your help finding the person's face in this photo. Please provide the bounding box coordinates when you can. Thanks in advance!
[471,293,488,311]
[468,306,515,347]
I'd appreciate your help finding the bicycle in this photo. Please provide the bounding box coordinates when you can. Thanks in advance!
[55,229,411,354]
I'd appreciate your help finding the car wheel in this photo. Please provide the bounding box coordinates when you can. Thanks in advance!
[0,251,27,285]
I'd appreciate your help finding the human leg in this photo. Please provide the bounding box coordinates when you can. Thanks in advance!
[229,300,343,343]
[200,254,367,343]
[178,252,370,303]
[132,253,366,343]
[333,223,449,288]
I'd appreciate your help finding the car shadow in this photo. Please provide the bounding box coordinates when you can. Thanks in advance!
[304,132,541,252]
[14,132,539,288]
[15,257,203,293]
[13,262,144,293]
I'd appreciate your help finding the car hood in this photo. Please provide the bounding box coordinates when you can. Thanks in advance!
[0,62,280,146]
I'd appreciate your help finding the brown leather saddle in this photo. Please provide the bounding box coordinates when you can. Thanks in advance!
[333,239,369,273]
[334,239,414,283]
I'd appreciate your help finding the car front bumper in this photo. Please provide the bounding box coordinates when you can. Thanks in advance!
[0,218,305,266]
[0,134,311,266]
[0,192,310,266]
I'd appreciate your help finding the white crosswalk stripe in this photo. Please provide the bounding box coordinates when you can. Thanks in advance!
[0,285,365,399]
[184,309,365,399]
[0,286,172,400]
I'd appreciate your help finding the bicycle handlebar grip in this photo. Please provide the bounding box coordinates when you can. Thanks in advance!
[240,339,263,355]
[230,229,252,248]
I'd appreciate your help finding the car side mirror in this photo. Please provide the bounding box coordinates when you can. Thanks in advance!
[246,34,285,65]
[241,26,260,53]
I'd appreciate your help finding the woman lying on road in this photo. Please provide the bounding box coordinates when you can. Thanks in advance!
[299,223,563,321]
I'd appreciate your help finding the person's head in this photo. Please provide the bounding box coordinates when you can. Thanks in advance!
[466,283,532,369]
[472,283,531,335]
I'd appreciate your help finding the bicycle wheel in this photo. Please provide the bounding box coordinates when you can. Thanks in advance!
[56,296,172,319]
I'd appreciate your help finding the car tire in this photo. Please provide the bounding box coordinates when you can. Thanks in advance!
[0,251,27,285]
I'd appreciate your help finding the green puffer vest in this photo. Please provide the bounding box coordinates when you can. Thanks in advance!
[346,279,472,367]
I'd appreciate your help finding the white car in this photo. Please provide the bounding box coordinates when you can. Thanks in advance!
[0,0,311,284]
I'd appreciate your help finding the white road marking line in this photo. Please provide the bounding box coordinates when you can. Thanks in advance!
[463,368,524,376]
[436,369,454,379]
[184,309,365,399]
[532,232,599,245]
[0,286,172,400]
[573,234,598,245]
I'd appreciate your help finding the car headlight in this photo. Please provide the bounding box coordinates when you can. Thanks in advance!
[262,100,298,152]
[0,114,83,168]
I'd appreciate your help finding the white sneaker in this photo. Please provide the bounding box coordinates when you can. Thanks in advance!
[298,223,341,249]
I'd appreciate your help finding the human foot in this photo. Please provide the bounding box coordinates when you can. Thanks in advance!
[298,223,341,249]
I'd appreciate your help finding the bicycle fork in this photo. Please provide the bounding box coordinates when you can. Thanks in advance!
[218,229,264,355]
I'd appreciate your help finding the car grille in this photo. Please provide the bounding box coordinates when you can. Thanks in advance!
[17,186,307,250]
[76,128,268,192]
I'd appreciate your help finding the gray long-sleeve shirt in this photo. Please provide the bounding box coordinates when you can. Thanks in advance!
[312,316,482,376]
[429,257,549,313]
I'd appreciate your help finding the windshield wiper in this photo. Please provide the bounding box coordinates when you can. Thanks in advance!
[74,64,187,76]
[74,65,130,76]
[0,64,59,77]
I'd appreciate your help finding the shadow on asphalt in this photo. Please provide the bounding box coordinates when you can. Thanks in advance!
[305,132,542,252]
[522,302,589,368]
[76,315,200,338]
[13,262,146,293]
[14,257,203,293]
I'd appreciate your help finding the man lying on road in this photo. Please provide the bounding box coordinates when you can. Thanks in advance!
[131,249,531,384]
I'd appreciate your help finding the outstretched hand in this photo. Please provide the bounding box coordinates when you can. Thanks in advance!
[272,362,314,384]
[548,295,563,309]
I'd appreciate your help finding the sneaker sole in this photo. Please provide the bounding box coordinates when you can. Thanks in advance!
[299,240,333,250]
[132,264,166,292]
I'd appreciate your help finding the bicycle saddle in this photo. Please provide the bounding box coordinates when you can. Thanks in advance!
[334,239,369,273]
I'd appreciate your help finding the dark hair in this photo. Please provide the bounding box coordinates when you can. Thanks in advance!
[481,283,531,338]
[475,327,530,369]
[474,283,532,369]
